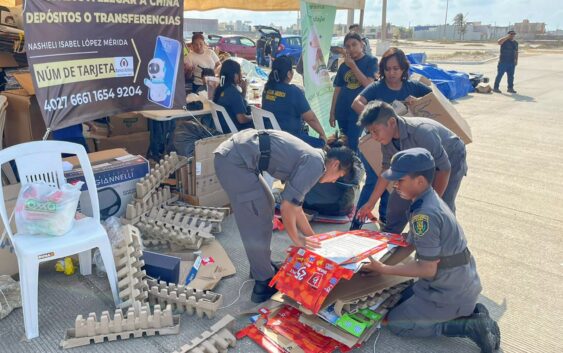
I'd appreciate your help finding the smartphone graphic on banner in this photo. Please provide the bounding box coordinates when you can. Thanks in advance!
[144,36,181,108]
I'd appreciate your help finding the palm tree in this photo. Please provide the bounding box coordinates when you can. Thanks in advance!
[453,13,468,41]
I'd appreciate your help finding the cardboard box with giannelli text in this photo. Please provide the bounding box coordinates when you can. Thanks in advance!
[64,149,149,220]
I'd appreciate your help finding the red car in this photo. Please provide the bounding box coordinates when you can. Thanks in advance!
[207,34,256,61]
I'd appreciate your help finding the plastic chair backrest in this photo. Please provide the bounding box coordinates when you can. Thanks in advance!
[250,106,281,130]
[209,101,239,134]
[0,96,7,147]
[0,141,100,242]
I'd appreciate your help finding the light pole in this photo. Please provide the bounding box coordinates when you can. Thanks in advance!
[381,0,387,41]
[443,0,449,40]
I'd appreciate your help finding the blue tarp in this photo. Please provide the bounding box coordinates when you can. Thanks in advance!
[406,52,427,64]
[408,63,474,100]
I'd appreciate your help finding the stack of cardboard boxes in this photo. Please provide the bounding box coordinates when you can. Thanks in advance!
[86,112,151,156]
[1,72,46,148]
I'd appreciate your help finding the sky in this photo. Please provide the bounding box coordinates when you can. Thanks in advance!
[185,0,563,30]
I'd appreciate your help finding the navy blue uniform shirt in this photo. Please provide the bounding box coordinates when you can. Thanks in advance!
[261,82,311,136]
[215,84,253,131]
[333,54,378,121]
[360,79,431,105]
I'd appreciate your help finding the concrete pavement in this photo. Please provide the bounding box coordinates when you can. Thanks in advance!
[1,52,562,353]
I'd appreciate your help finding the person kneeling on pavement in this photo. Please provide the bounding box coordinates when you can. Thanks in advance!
[361,147,500,353]
[214,129,354,303]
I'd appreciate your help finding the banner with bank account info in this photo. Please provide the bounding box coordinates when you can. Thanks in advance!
[300,1,335,135]
[23,0,185,131]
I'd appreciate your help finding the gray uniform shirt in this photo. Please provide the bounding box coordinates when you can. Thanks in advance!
[382,117,466,173]
[214,129,325,206]
[407,187,482,304]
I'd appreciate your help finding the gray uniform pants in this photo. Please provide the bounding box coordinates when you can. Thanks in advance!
[387,290,476,337]
[214,154,276,281]
[384,156,467,234]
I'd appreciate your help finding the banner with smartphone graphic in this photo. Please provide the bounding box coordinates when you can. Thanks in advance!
[24,0,184,130]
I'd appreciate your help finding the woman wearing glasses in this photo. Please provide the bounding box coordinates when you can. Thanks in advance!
[349,47,432,230]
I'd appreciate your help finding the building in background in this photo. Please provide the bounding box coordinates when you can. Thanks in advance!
[514,19,546,40]
[183,18,219,38]
[414,23,509,41]
[413,19,546,41]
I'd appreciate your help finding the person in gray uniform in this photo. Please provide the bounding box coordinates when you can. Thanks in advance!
[361,148,500,353]
[356,101,467,234]
[214,129,354,303]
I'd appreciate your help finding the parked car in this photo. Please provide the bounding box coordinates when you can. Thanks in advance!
[255,26,302,65]
[327,36,345,72]
[207,34,256,61]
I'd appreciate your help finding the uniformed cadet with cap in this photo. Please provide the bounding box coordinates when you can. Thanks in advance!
[361,147,500,353]
[214,129,354,303]
[356,101,467,234]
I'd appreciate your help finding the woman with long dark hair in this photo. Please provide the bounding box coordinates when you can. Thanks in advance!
[349,47,432,230]
[262,55,327,147]
[213,59,253,132]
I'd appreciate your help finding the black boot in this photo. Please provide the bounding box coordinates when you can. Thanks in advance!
[251,278,278,303]
[473,303,501,350]
[441,315,496,353]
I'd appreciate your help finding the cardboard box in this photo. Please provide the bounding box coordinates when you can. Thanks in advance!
[476,82,492,93]
[359,135,383,176]
[1,88,46,147]
[142,251,180,284]
[64,149,149,220]
[169,239,236,290]
[108,112,148,136]
[182,191,230,208]
[95,131,150,157]
[358,135,394,193]
[270,230,409,314]
[0,184,20,276]
[63,148,128,168]
[411,73,432,87]
[181,134,231,207]
[408,75,473,144]
[0,52,19,68]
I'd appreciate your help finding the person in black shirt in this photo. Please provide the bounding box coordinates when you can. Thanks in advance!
[256,36,266,66]
[493,30,518,94]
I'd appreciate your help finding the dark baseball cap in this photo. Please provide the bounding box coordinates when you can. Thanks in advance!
[382,148,435,181]
[508,30,516,35]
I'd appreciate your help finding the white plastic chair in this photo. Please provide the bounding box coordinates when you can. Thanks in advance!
[0,140,120,339]
[209,101,239,134]
[250,106,281,130]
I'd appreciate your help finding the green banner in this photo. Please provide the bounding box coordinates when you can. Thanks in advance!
[300,1,336,135]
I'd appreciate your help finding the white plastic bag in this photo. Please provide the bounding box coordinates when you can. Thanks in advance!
[14,181,84,236]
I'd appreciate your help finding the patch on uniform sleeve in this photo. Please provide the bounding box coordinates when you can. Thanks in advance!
[411,214,429,237]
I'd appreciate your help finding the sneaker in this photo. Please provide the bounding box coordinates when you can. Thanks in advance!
[493,88,502,93]
[251,278,278,303]
[507,88,517,93]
